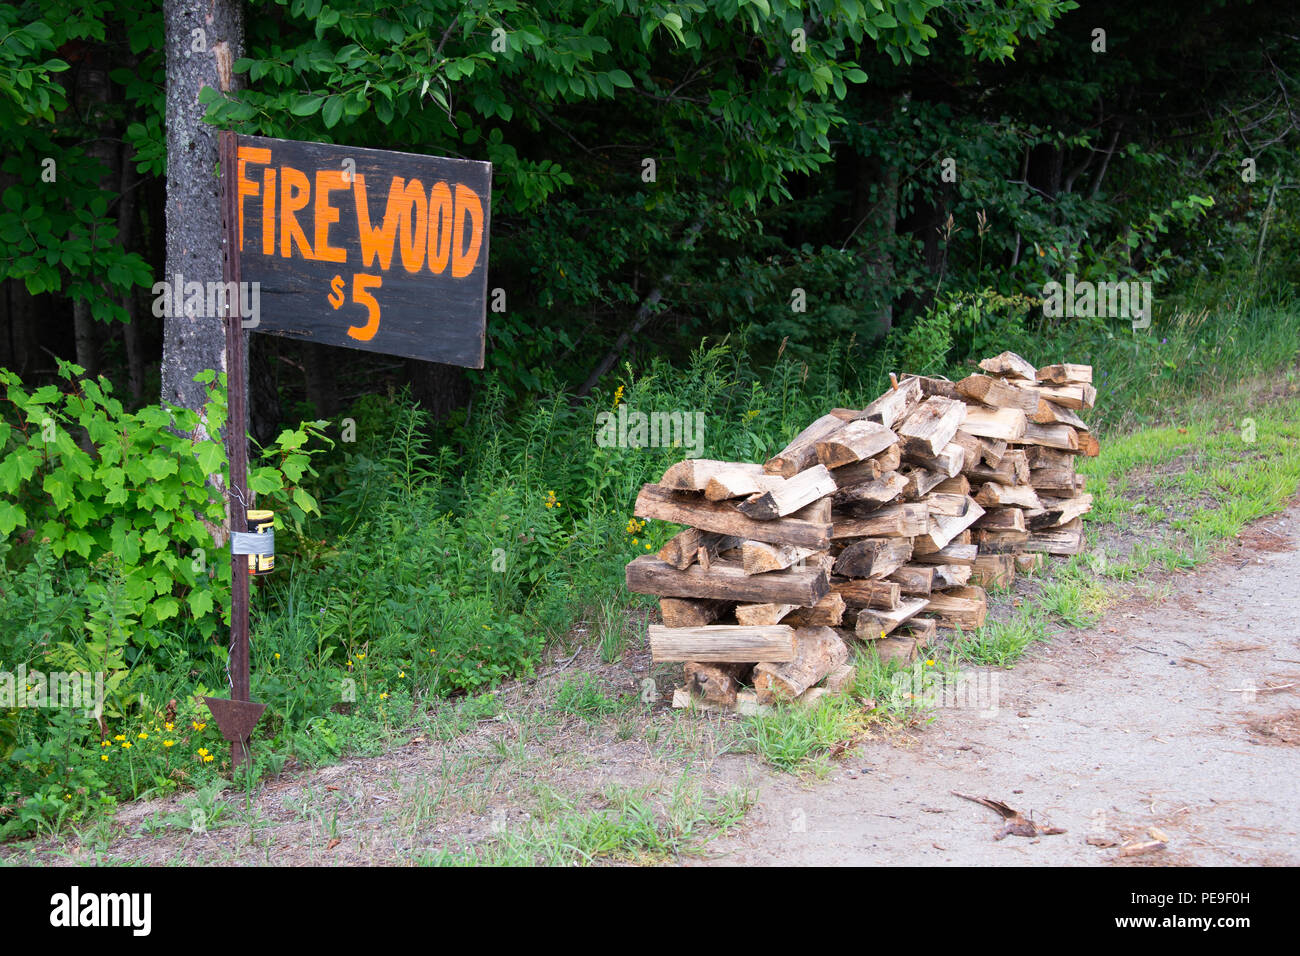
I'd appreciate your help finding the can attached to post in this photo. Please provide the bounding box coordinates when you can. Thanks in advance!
[246,509,275,575]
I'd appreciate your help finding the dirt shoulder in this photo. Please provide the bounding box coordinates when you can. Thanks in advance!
[696,507,1300,867]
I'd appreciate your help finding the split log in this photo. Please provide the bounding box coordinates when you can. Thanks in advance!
[830,577,902,610]
[1076,430,1100,457]
[735,603,797,626]
[971,554,1016,589]
[764,413,861,477]
[815,420,898,468]
[860,375,923,429]
[660,597,732,628]
[910,542,978,565]
[1030,400,1088,430]
[974,507,1028,533]
[833,503,928,540]
[960,406,1027,441]
[974,528,1030,552]
[932,474,971,496]
[887,564,935,596]
[957,374,1045,417]
[1025,518,1084,555]
[662,459,762,491]
[658,530,742,570]
[1035,363,1093,385]
[833,537,914,579]
[704,469,787,501]
[649,624,795,663]
[973,481,1043,510]
[741,541,818,575]
[900,466,949,498]
[783,592,847,627]
[1019,422,1080,451]
[1024,445,1075,469]
[753,626,849,704]
[901,441,964,477]
[737,464,836,520]
[683,661,752,707]
[925,586,988,630]
[832,471,908,507]
[1014,552,1046,573]
[626,555,829,605]
[635,484,832,549]
[930,564,973,588]
[897,396,967,456]
[980,351,1038,381]
[854,598,929,639]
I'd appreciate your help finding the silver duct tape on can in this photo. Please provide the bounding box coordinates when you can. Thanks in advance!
[230,529,275,556]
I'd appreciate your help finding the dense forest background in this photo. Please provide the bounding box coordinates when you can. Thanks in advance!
[4,0,1297,433]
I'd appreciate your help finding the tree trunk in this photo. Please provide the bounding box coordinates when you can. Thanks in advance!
[404,358,468,422]
[160,0,244,419]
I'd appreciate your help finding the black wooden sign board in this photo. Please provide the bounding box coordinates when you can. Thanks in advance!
[232,133,490,368]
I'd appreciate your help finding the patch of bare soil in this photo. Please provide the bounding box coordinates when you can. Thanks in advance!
[695,506,1300,866]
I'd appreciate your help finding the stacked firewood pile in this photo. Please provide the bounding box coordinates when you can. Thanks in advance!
[625,352,1097,714]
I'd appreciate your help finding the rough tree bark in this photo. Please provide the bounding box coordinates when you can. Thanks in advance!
[160,0,244,418]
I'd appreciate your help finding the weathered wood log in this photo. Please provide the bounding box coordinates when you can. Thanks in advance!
[967,449,1030,486]
[932,474,971,496]
[737,464,836,520]
[1025,518,1084,555]
[734,602,797,626]
[978,436,1009,466]
[1026,381,1096,409]
[1024,445,1075,469]
[860,375,923,429]
[897,396,967,456]
[833,537,914,579]
[974,528,1030,552]
[1019,421,1080,450]
[1028,467,1079,494]
[1035,362,1092,385]
[910,541,978,565]
[832,471,908,507]
[815,420,898,469]
[925,585,988,630]
[753,626,849,704]
[661,459,763,491]
[782,592,847,627]
[635,484,832,549]
[649,624,795,663]
[960,406,1027,441]
[896,617,938,647]
[833,503,928,540]
[627,555,829,605]
[1029,399,1088,430]
[683,661,752,707]
[973,481,1044,510]
[1037,493,1093,526]
[704,469,787,501]
[930,563,973,588]
[764,413,858,477]
[822,662,857,694]
[869,635,918,664]
[1014,552,1047,573]
[900,466,949,499]
[830,577,902,610]
[658,529,742,570]
[672,686,770,716]
[660,597,733,627]
[980,351,1038,381]
[741,541,818,575]
[887,564,935,596]
[957,374,1045,417]
[901,441,964,477]
[971,553,1016,589]
[854,597,928,639]
[974,507,1028,533]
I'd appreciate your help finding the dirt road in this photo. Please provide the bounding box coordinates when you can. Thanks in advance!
[698,510,1300,866]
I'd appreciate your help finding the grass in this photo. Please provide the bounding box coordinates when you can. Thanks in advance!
[419,781,753,866]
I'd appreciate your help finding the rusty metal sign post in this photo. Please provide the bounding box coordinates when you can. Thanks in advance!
[203,130,492,771]
[204,130,265,770]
